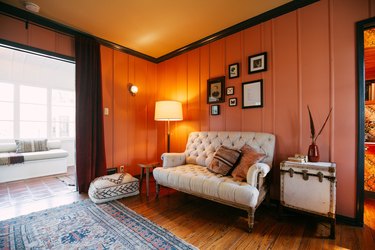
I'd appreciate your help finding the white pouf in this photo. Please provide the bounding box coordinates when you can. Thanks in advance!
[88,173,139,203]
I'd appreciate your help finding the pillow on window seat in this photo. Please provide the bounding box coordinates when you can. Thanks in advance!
[15,139,48,153]
[207,145,241,176]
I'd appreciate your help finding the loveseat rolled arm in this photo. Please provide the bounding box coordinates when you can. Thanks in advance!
[246,162,271,189]
[161,153,186,168]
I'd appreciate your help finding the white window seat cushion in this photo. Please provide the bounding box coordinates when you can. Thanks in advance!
[22,149,68,161]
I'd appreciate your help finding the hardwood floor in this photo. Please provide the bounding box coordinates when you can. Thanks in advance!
[1,177,374,249]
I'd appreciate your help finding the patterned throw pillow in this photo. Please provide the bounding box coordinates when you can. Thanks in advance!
[231,144,265,181]
[207,145,241,176]
[15,139,48,153]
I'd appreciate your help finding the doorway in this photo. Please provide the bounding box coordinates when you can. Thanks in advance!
[357,16,375,227]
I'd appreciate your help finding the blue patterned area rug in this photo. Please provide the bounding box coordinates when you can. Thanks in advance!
[0,199,197,249]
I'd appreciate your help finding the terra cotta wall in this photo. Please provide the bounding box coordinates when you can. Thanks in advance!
[155,0,374,218]
[100,46,158,175]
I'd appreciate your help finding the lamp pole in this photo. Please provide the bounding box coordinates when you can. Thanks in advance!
[167,120,171,153]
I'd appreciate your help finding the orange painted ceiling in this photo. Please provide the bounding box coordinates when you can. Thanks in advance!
[1,0,292,58]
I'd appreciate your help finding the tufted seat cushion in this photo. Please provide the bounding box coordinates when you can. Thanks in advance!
[88,173,139,203]
[153,164,260,207]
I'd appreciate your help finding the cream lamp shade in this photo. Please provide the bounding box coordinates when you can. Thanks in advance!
[154,101,183,121]
[154,100,183,152]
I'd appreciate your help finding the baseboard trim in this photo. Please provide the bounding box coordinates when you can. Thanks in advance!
[336,214,363,227]
[365,190,375,199]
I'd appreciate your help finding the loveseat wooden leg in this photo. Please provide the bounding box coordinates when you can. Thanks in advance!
[248,209,255,232]
[155,182,160,198]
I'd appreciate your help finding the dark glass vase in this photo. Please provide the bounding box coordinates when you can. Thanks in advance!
[308,142,320,162]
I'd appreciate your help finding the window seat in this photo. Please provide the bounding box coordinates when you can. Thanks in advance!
[0,140,68,183]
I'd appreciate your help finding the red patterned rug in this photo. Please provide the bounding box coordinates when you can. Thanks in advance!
[0,199,197,249]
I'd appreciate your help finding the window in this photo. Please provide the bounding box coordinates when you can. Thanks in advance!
[20,85,47,138]
[0,45,75,141]
[0,83,14,139]
[52,89,75,138]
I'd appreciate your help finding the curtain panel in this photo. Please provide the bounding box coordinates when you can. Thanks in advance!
[75,35,106,193]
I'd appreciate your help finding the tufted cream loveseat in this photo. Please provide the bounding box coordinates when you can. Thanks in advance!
[153,131,275,232]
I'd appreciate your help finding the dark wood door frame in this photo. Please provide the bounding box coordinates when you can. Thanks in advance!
[356,16,375,227]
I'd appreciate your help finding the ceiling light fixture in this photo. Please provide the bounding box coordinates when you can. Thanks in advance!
[24,1,40,13]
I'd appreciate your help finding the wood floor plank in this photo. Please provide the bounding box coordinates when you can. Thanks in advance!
[1,180,375,249]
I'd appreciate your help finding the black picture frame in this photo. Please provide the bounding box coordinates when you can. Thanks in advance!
[207,76,225,104]
[226,86,234,95]
[228,63,239,79]
[211,105,220,115]
[248,52,267,74]
[229,98,237,107]
[242,79,263,109]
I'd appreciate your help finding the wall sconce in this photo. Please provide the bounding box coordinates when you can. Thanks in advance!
[129,84,138,96]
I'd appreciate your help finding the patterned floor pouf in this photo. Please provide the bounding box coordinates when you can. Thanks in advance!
[88,173,139,203]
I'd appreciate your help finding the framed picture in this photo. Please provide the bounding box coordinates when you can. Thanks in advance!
[242,79,263,108]
[226,86,234,95]
[228,63,239,79]
[207,76,225,104]
[248,52,267,74]
[211,105,220,115]
[229,98,237,107]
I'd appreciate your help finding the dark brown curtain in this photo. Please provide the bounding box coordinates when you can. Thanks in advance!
[75,35,106,193]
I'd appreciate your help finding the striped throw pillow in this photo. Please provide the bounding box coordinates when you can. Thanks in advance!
[207,145,241,176]
[15,139,48,153]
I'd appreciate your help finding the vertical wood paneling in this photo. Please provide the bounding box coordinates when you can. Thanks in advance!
[0,15,27,45]
[0,14,74,57]
[146,62,158,162]
[261,21,275,134]
[113,50,128,168]
[100,47,158,176]
[28,25,56,53]
[225,33,242,131]
[331,0,369,217]
[242,26,263,132]
[126,55,136,172]
[209,40,226,130]
[156,62,168,156]
[299,0,331,160]
[273,12,299,164]
[100,46,114,168]
[130,57,148,173]
[8,1,372,220]
[200,46,210,131]
[175,54,188,152]
[187,49,201,133]
[94,0,370,218]
[55,33,74,57]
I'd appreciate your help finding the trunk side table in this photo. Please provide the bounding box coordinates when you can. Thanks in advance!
[280,160,336,239]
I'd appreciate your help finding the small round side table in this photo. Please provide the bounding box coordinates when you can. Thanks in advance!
[137,162,160,198]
